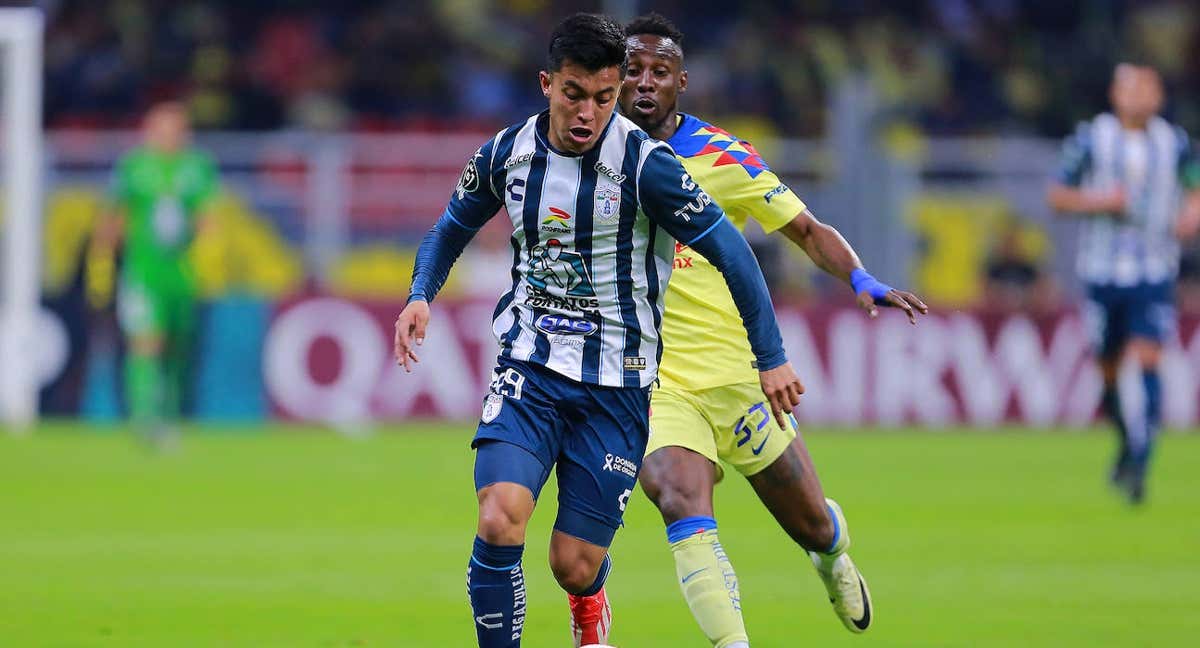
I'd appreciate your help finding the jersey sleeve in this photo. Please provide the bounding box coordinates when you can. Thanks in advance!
[444,137,504,229]
[1055,122,1093,187]
[1175,127,1200,191]
[730,165,806,234]
[637,144,727,244]
[408,137,502,302]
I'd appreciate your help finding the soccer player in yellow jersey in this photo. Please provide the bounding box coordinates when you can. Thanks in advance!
[606,14,928,647]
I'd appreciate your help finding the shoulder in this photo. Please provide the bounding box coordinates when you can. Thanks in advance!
[1152,117,1192,152]
[666,113,772,179]
[607,112,670,155]
[478,115,540,172]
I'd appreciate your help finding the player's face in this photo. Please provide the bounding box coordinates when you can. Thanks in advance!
[143,104,191,153]
[620,34,686,134]
[540,60,621,154]
[1111,66,1164,122]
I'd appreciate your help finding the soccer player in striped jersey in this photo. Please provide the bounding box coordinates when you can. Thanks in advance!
[605,14,928,647]
[1048,63,1200,504]
[393,14,803,648]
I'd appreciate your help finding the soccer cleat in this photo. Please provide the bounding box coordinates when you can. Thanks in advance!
[811,552,873,633]
[568,587,612,647]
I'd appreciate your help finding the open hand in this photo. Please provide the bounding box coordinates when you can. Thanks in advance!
[856,288,929,324]
[393,300,431,373]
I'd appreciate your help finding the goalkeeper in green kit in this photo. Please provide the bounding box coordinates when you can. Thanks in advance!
[90,102,219,441]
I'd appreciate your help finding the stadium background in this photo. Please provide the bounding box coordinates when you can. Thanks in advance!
[4,1,1200,646]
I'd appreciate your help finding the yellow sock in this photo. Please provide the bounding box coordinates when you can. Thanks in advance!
[668,521,748,648]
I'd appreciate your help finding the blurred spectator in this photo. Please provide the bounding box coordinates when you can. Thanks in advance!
[1179,247,1200,315]
[982,222,1059,314]
[39,1,1200,138]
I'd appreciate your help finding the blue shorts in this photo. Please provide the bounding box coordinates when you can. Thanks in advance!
[1083,281,1176,359]
[472,356,650,548]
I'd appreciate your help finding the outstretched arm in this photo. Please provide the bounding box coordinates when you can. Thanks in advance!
[396,141,502,371]
[1046,183,1126,216]
[778,209,928,322]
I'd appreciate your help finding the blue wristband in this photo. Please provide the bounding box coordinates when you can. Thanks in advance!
[850,268,893,305]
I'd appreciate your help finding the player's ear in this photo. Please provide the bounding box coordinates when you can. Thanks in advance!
[679,69,688,94]
[540,71,552,98]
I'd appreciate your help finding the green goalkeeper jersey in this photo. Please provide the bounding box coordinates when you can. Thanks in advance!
[111,146,217,281]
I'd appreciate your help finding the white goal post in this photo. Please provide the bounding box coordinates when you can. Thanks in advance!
[0,8,43,430]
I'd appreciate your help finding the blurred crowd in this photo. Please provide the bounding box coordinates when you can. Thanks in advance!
[43,0,1200,137]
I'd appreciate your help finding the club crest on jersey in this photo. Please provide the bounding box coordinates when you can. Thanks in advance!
[594,186,621,221]
[456,150,482,199]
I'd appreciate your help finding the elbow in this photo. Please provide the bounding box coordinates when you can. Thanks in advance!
[1045,185,1068,214]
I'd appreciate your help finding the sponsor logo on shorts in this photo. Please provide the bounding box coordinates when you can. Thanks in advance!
[603,453,639,478]
[481,393,504,423]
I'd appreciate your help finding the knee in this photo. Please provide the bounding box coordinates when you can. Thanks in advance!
[640,460,712,524]
[476,490,529,546]
[549,551,601,593]
[1131,342,1161,369]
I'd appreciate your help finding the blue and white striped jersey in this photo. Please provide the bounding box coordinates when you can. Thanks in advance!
[412,110,786,388]
[1057,113,1200,286]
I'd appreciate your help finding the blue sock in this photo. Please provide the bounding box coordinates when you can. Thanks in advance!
[574,554,612,597]
[666,516,717,544]
[1139,370,1163,464]
[1100,385,1128,452]
[467,537,526,648]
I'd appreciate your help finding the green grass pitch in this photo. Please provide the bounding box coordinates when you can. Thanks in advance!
[2,423,1198,647]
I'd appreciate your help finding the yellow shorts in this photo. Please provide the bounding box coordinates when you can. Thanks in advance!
[647,382,797,481]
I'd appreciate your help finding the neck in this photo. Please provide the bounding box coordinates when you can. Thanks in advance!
[645,108,681,142]
[1118,114,1150,131]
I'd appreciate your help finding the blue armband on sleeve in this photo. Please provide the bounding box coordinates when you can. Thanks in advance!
[850,268,893,305]
[408,212,479,304]
[688,218,787,371]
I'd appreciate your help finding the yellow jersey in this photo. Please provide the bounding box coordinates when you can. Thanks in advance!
[658,113,806,391]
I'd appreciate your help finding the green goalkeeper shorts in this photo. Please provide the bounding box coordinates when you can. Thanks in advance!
[117,267,197,341]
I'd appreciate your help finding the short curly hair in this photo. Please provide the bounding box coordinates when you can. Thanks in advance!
[625,12,684,50]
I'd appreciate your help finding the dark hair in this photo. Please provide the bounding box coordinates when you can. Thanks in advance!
[625,12,684,49]
[547,13,626,73]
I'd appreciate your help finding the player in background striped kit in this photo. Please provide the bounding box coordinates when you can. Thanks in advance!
[1048,63,1200,503]
[394,14,804,648]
